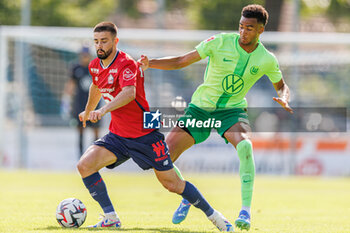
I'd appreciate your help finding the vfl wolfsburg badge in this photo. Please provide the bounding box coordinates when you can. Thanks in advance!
[250,66,259,75]
[222,74,244,95]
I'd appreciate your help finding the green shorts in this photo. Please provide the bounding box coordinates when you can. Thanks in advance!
[177,103,249,144]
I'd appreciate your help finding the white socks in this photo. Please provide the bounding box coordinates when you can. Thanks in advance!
[105,212,118,219]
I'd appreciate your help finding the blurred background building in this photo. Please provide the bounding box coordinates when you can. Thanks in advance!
[0,0,350,176]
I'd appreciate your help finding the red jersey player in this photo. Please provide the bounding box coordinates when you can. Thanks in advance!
[88,47,152,138]
[76,22,234,231]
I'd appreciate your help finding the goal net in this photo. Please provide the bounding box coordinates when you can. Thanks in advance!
[0,26,350,175]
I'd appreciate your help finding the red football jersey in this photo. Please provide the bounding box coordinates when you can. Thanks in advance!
[89,50,153,138]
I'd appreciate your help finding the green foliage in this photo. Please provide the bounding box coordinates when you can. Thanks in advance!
[0,0,117,26]
[187,0,264,30]
[118,0,141,19]
[0,0,20,25]
[327,0,350,20]
[165,0,189,10]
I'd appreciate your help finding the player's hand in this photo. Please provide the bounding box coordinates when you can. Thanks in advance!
[78,111,90,128]
[89,108,105,124]
[137,55,149,71]
[273,97,294,114]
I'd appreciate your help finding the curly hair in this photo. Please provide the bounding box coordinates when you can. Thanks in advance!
[241,4,269,26]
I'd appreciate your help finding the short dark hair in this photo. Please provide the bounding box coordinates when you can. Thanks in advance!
[241,4,268,26]
[93,22,118,37]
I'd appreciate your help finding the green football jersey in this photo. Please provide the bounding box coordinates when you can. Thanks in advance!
[191,33,282,110]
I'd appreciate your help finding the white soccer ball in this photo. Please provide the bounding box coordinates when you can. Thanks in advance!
[171,96,187,112]
[56,198,87,228]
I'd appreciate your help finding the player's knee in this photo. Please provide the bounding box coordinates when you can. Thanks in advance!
[76,160,85,175]
[76,158,92,176]
[169,151,180,162]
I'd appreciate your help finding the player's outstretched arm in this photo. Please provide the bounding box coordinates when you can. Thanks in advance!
[79,84,102,127]
[139,50,201,71]
[272,78,293,114]
[138,55,149,71]
[89,85,136,123]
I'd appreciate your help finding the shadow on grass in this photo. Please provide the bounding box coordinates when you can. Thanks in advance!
[36,226,210,233]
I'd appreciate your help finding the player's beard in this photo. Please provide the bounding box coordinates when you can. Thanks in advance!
[96,47,113,59]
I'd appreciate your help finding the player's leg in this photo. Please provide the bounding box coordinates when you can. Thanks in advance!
[166,126,195,224]
[166,126,195,162]
[77,145,121,228]
[224,122,254,231]
[154,168,234,232]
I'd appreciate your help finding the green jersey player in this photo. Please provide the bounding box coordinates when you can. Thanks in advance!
[139,4,293,231]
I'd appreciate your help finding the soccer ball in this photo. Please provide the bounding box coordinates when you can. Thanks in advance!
[56,198,87,228]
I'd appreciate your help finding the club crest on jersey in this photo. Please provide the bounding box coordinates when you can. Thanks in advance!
[250,66,259,75]
[108,74,114,84]
[123,68,135,81]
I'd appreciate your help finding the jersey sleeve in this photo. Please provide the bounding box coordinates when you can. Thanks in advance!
[195,34,221,59]
[265,54,282,83]
[118,62,138,88]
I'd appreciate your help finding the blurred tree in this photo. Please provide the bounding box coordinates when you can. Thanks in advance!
[0,0,117,26]
[0,0,20,25]
[264,0,284,31]
[327,0,350,20]
[187,0,264,30]
[165,0,188,10]
[118,0,141,19]
[31,0,117,26]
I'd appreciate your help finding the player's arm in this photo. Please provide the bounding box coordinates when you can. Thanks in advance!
[89,85,136,123]
[79,83,101,127]
[272,78,293,114]
[138,50,201,71]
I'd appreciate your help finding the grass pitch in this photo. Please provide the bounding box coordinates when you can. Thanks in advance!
[0,170,349,233]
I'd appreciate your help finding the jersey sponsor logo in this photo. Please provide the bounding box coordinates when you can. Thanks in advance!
[100,87,115,93]
[143,110,161,129]
[90,68,99,74]
[123,68,135,81]
[108,74,114,84]
[222,74,244,95]
[250,66,259,75]
[109,68,118,73]
[223,58,233,62]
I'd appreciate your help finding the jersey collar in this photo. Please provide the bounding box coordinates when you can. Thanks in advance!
[99,50,119,69]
